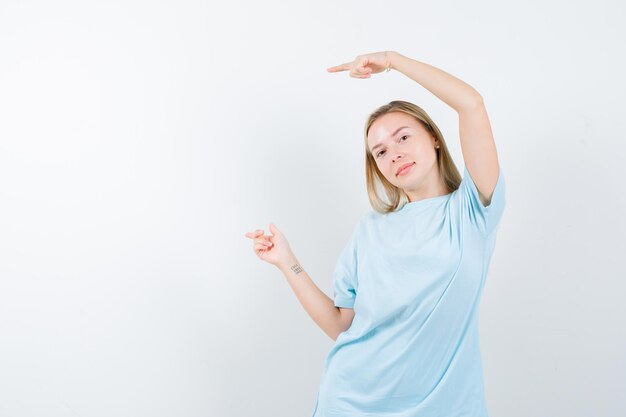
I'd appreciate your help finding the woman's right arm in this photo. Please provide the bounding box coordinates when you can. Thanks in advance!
[278,254,354,341]
[246,223,355,341]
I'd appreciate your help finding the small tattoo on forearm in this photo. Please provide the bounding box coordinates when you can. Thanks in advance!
[290,263,303,274]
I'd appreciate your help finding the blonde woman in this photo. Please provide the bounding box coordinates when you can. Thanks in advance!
[245,50,506,417]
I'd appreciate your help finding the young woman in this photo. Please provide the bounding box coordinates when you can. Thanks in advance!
[245,50,506,417]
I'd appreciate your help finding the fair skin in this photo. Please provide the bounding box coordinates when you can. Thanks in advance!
[329,50,500,206]
[243,223,354,341]
[367,111,450,202]
[245,50,500,341]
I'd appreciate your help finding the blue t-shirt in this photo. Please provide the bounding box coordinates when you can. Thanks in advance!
[311,165,506,417]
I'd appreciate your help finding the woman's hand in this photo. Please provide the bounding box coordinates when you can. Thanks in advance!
[327,51,393,78]
[244,223,295,269]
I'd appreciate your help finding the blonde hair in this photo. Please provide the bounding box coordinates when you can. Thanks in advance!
[364,100,462,214]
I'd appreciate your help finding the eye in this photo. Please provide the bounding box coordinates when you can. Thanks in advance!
[376,135,409,158]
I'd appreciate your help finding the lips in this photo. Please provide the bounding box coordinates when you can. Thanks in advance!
[396,162,415,176]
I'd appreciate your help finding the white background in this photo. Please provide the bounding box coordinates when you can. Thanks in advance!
[1,1,624,416]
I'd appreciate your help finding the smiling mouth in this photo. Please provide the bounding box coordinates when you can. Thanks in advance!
[396,162,415,176]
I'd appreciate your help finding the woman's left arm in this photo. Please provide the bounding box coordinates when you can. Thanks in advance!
[388,51,500,206]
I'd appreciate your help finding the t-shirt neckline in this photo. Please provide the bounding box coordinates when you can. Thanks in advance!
[399,192,453,211]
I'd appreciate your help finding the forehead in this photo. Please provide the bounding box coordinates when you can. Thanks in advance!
[367,112,423,147]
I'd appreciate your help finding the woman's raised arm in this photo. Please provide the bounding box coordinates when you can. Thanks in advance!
[328,50,500,205]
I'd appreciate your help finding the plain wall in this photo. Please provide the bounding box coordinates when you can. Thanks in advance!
[0,0,624,416]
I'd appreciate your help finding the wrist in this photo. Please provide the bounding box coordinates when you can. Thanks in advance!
[279,254,300,274]
[387,50,402,70]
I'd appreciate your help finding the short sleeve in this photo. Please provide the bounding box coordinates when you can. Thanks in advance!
[332,225,359,309]
[458,164,506,237]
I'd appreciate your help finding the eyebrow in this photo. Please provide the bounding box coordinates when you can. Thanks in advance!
[370,126,410,153]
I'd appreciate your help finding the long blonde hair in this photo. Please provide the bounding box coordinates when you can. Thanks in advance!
[364,100,462,214]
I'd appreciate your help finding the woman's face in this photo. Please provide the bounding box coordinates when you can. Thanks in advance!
[367,111,442,199]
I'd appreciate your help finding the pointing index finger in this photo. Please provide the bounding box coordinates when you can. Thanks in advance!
[327,63,350,73]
